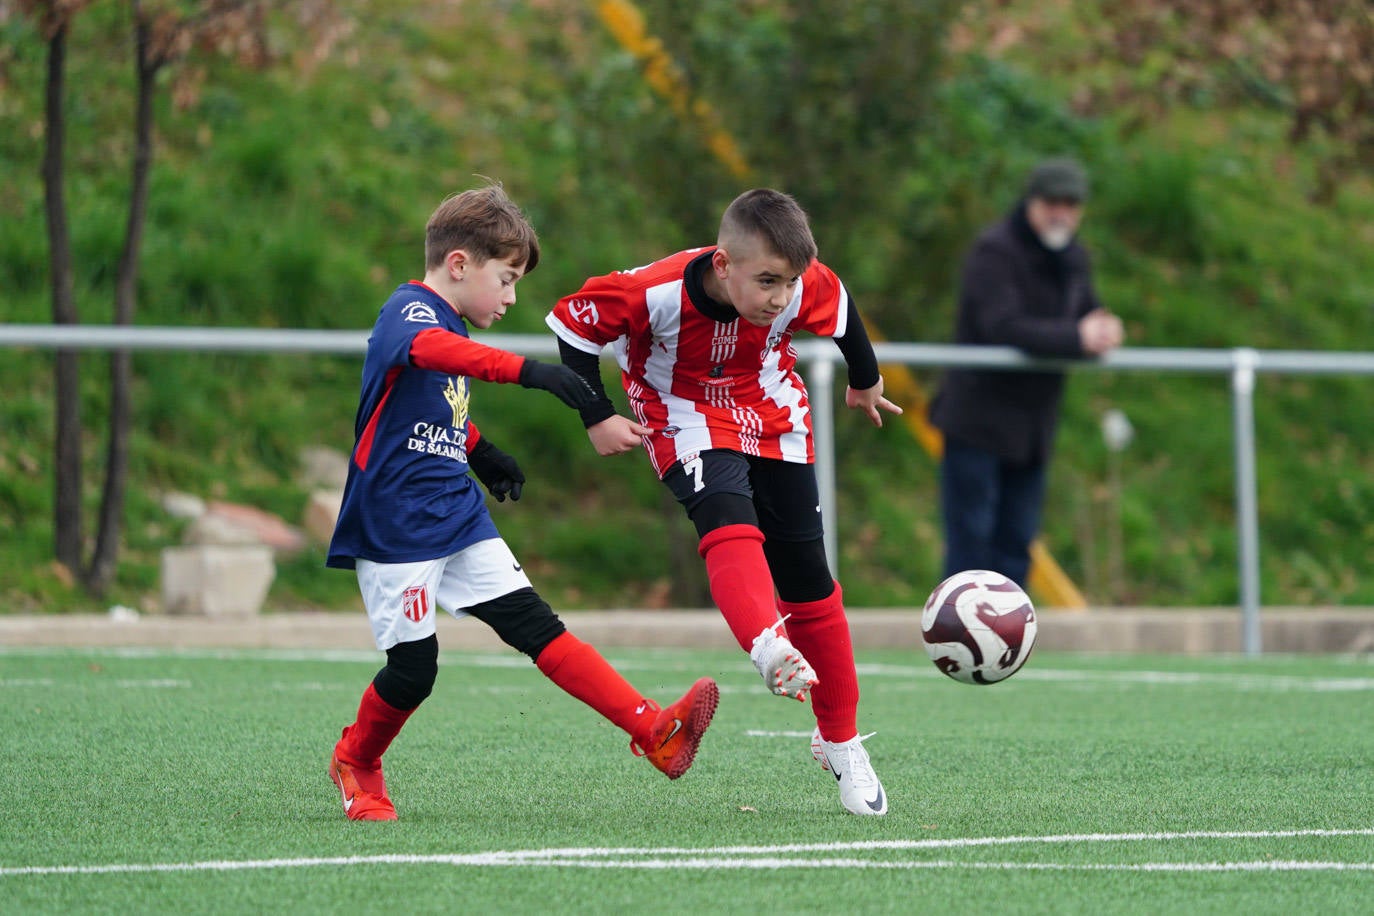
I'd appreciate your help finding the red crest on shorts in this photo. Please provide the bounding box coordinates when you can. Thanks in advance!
[401,585,430,622]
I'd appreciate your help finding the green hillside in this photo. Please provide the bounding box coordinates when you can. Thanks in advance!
[2,1,1372,614]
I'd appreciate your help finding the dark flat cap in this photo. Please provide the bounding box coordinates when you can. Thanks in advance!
[1026,157,1089,203]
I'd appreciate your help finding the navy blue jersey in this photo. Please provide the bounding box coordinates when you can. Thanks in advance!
[327,282,521,569]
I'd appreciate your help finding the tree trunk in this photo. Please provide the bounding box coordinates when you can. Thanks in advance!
[44,22,83,574]
[87,21,158,593]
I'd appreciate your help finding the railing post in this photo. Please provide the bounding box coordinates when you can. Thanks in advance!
[1232,347,1262,655]
[808,353,838,576]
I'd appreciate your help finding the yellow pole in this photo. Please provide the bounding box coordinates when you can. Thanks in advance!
[593,0,751,180]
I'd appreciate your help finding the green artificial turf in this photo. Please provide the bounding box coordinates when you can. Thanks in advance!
[2,647,1371,914]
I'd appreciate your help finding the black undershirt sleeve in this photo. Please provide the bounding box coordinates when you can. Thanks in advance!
[834,297,881,390]
[557,338,619,428]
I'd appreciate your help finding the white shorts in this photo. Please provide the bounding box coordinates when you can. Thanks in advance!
[355,537,533,650]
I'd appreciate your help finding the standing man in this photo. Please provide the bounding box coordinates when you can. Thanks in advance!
[929,157,1124,588]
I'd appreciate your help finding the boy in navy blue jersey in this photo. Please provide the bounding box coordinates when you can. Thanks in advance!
[326,186,717,821]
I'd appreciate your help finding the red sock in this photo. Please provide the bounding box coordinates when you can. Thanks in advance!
[336,682,413,770]
[537,632,655,747]
[699,524,781,651]
[780,582,859,743]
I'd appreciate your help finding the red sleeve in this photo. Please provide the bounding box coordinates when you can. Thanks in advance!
[793,261,849,338]
[465,420,482,450]
[409,327,526,382]
[546,271,642,352]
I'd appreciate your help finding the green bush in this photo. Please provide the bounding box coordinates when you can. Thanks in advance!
[1099,148,1207,262]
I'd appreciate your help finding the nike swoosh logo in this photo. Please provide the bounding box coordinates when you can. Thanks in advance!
[343,794,355,813]
[832,769,843,783]
[865,788,886,813]
[512,562,523,572]
[635,701,648,715]
[662,718,683,744]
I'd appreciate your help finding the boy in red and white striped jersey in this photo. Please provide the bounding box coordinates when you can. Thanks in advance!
[547,189,902,816]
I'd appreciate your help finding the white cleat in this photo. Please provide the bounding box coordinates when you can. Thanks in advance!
[815,729,888,816]
[749,619,818,701]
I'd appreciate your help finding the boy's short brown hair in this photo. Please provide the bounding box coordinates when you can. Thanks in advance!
[425,185,540,273]
[717,188,818,274]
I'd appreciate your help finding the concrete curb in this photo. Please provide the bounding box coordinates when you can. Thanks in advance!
[4,608,1374,654]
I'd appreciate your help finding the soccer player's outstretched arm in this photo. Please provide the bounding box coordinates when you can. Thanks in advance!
[409,327,595,409]
[557,339,651,456]
[835,299,903,427]
[548,274,652,455]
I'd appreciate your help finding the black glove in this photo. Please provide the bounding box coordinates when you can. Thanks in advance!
[518,359,597,410]
[467,438,525,502]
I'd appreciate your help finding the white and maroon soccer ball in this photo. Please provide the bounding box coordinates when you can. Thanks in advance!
[921,569,1037,685]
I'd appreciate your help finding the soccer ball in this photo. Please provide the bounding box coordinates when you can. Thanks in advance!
[921,569,1037,685]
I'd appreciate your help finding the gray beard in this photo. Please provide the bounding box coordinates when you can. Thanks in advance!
[1037,226,1074,251]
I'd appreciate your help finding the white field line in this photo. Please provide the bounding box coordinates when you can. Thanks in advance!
[855,662,1374,692]
[4,829,1373,877]
[0,678,188,690]
[5,648,1374,692]
[1008,668,1374,692]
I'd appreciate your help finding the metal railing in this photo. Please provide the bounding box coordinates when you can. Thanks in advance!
[6,323,1374,655]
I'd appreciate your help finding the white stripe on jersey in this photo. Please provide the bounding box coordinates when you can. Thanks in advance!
[832,279,851,339]
[758,335,811,463]
[710,318,738,366]
[634,281,713,471]
[637,280,685,395]
[749,296,810,461]
[735,407,762,456]
[661,393,714,472]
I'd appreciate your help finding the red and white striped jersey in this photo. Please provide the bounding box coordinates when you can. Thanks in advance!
[546,247,850,476]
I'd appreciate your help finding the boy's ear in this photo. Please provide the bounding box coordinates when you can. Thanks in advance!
[711,246,731,278]
[446,249,470,278]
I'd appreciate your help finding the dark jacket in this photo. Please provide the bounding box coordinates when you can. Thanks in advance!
[929,201,1102,465]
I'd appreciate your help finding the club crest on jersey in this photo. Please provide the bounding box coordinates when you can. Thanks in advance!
[402,301,439,324]
[401,585,430,622]
[662,425,681,439]
[567,299,600,326]
[442,376,470,428]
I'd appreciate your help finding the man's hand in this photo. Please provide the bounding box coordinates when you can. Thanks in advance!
[518,359,597,409]
[587,415,653,456]
[1078,309,1124,356]
[845,377,904,428]
[467,438,526,502]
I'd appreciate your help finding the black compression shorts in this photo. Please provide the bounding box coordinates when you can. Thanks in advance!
[662,449,824,543]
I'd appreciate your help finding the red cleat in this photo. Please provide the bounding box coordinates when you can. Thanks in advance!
[329,750,398,821]
[631,677,719,779]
